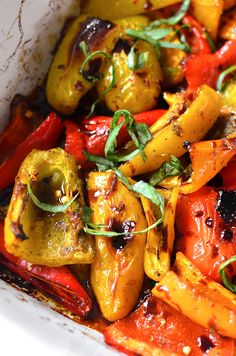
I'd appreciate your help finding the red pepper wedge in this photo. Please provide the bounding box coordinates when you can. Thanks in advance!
[0,112,64,191]
[65,110,166,168]
[175,186,236,283]
[0,221,92,316]
[183,14,212,55]
[184,40,236,98]
[104,296,235,356]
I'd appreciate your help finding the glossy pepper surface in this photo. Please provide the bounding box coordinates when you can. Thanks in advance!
[4,148,94,266]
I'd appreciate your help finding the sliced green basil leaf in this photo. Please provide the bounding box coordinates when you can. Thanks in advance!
[83,205,107,229]
[27,180,79,213]
[81,50,116,118]
[147,0,191,29]
[203,31,216,52]
[149,155,184,186]
[216,64,236,92]
[219,256,236,293]
[105,109,152,163]
[84,151,115,171]
[127,46,148,71]
[79,40,90,57]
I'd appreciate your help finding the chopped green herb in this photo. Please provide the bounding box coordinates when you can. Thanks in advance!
[219,256,236,293]
[149,155,184,186]
[147,0,191,29]
[127,45,148,71]
[27,180,79,213]
[83,205,107,229]
[105,109,152,163]
[216,64,236,92]
[203,31,216,52]
[79,40,90,57]
[81,50,116,118]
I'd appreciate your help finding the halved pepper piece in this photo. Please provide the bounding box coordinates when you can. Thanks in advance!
[180,137,236,194]
[46,15,119,114]
[0,221,92,317]
[141,184,180,281]
[104,295,234,356]
[120,85,221,177]
[88,171,147,322]
[4,148,94,266]
[152,252,236,339]
[0,112,64,191]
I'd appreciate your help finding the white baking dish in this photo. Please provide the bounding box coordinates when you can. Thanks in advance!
[0,1,120,355]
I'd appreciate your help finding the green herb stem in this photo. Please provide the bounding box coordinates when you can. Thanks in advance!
[216,64,236,92]
[219,256,236,293]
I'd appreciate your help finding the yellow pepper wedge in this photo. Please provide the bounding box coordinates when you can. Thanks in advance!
[120,85,222,177]
[46,15,119,114]
[82,0,181,20]
[190,0,224,39]
[88,171,147,322]
[4,148,94,266]
[141,184,180,281]
[152,252,236,339]
[96,40,163,114]
[220,8,236,40]
[180,137,236,194]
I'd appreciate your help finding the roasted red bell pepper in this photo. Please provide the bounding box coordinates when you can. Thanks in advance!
[184,40,236,98]
[0,99,43,164]
[0,221,92,316]
[183,14,212,55]
[65,110,166,168]
[0,112,64,191]
[104,296,234,356]
[176,186,236,283]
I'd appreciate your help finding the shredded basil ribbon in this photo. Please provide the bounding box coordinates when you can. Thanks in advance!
[149,155,184,186]
[127,45,148,71]
[216,64,236,92]
[27,180,79,213]
[80,47,116,118]
[83,152,165,236]
[105,109,152,163]
[203,31,216,52]
[219,256,236,293]
[147,0,191,29]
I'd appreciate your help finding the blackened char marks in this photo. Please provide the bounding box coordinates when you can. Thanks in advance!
[110,219,136,250]
[216,190,236,224]
[71,17,115,54]
[113,39,132,55]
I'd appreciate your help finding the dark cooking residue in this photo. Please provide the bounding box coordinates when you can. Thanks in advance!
[216,190,236,224]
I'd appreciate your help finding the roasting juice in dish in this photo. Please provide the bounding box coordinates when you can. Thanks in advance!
[0,0,236,354]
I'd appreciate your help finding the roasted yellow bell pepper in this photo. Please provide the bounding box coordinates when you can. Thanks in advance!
[181,137,236,194]
[88,171,147,322]
[190,0,224,39]
[141,184,180,281]
[120,85,222,177]
[82,0,181,20]
[46,15,119,114]
[97,41,163,114]
[221,78,236,111]
[220,8,236,40]
[152,252,236,339]
[4,148,94,266]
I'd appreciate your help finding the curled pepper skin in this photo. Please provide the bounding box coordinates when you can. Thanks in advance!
[120,85,221,177]
[4,148,94,266]
[0,222,92,317]
[104,294,234,356]
[46,15,119,115]
[88,171,147,322]
[0,112,63,191]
